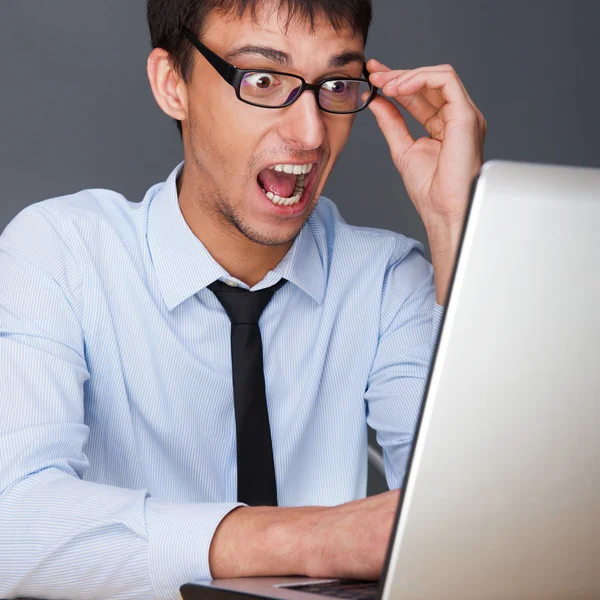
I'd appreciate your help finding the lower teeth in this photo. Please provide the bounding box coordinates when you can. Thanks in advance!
[265,186,304,206]
[261,173,307,206]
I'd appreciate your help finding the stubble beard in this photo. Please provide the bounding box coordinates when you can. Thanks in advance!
[213,187,320,247]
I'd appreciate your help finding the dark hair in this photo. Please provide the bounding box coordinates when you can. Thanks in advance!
[147,0,373,137]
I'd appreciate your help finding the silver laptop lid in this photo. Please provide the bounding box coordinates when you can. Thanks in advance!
[383,160,600,600]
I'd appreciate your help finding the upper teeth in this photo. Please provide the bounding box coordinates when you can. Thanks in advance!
[269,163,313,175]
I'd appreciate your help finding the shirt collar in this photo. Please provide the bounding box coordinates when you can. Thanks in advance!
[147,162,325,311]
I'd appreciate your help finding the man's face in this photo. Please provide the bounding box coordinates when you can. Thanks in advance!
[182,5,365,247]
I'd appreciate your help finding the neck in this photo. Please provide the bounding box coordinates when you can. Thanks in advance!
[177,165,292,288]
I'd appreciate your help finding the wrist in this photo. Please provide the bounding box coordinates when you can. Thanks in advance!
[209,504,326,579]
[270,505,326,577]
[424,216,464,307]
[424,214,463,253]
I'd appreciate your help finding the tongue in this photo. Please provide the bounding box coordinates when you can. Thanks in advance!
[257,169,297,198]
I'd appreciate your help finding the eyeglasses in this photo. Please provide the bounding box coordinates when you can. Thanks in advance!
[181,27,378,114]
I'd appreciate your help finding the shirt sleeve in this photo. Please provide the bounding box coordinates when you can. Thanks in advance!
[0,205,243,600]
[364,241,444,490]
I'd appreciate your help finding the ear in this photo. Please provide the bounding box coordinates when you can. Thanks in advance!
[146,48,188,123]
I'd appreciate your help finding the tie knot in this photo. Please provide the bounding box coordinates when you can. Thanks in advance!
[207,279,287,324]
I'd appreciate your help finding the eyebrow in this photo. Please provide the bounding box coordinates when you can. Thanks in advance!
[224,45,365,68]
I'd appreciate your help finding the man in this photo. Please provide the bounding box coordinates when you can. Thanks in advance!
[0,0,486,598]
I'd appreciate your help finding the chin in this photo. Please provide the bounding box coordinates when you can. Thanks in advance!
[218,181,319,247]
[242,220,304,247]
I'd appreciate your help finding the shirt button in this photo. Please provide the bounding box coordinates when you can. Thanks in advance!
[224,279,238,287]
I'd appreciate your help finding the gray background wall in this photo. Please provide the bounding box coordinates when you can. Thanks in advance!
[1,1,599,495]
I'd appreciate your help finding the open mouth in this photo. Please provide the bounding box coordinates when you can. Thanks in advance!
[256,162,316,208]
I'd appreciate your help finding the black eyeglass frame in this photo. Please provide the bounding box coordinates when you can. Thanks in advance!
[182,27,378,114]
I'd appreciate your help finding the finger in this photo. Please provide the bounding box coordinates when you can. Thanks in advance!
[381,68,447,109]
[391,70,477,127]
[369,61,469,103]
[369,62,487,136]
[376,64,478,112]
[367,59,409,87]
[379,82,438,125]
[369,62,452,84]
[366,59,411,88]
[405,66,484,127]
[366,58,391,74]
[369,64,443,123]
[367,94,415,168]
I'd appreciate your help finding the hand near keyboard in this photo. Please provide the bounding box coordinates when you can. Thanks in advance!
[303,489,400,580]
[209,489,400,580]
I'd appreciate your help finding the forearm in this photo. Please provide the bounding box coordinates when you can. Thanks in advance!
[425,216,463,306]
[209,504,323,579]
[209,491,400,582]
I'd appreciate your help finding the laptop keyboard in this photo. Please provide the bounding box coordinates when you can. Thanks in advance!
[282,579,379,600]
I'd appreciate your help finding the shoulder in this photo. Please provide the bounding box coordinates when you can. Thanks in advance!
[310,195,427,270]
[13,185,151,234]
[2,184,155,254]
[309,196,435,335]
[0,185,155,284]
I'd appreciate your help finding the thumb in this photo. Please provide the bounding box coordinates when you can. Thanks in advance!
[367,95,414,167]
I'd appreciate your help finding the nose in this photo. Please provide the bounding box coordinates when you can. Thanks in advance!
[277,88,326,151]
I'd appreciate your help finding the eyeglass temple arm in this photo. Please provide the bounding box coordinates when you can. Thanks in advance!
[182,27,237,84]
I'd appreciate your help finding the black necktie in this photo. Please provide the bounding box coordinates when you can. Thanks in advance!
[207,278,287,506]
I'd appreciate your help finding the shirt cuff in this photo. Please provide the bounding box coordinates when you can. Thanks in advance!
[146,498,246,600]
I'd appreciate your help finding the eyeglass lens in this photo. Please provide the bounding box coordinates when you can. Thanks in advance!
[240,72,372,112]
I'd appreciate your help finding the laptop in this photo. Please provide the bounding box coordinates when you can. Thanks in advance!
[181,159,600,600]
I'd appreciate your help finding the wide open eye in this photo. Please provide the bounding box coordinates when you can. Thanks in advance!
[240,72,303,107]
[319,79,370,112]
[321,80,348,95]
[242,72,280,91]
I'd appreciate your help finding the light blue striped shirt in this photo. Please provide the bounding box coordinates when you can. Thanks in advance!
[0,161,443,600]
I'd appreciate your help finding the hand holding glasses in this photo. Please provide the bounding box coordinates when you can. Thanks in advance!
[182,27,378,114]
